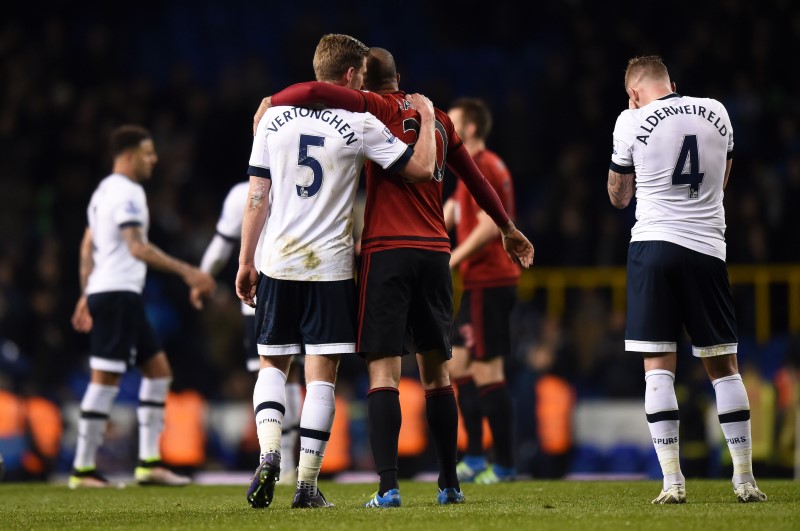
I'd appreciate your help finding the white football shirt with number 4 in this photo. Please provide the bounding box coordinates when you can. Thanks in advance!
[249,105,413,281]
[611,94,734,260]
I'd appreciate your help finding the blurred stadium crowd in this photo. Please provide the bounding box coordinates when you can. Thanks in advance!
[0,1,798,480]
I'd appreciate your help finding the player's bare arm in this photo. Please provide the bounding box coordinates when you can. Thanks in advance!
[443,198,456,232]
[78,226,94,293]
[397,93,436,182]
[499,220,534,268]
[71,227,95,333]
[236,176,271,308]
[449,211,499,269]
[607,169,636,209]
[253,96,272,136]
[121,225,216,308]
[723,159,732,189]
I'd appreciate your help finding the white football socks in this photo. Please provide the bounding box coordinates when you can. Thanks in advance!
[137,377,170,462]
[73,383,119,470]
[281,382,302,475]
[644,369,684,490]
[253,367,287,460]
[297,381,336,492]
[713,374,755,487]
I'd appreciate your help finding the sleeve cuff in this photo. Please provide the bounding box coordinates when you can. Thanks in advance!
[118,221,143,229]
[386,146,414,174]
[216,230,239,243]
[248,165,272,178]
[609,161,635,174]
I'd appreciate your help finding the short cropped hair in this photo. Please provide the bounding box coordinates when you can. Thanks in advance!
[364,47,397,91]
[110,125,151,157]
[624,55,670,87]
[450,97,493,140]
[312,34,370,82]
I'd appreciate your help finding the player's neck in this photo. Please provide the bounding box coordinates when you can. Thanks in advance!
[376,83,399,94]
[638,85,674,107]
[112,163,139,182]
[464,139,485,157]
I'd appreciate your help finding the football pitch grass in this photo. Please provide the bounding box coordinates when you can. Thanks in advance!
[1,479,798,530]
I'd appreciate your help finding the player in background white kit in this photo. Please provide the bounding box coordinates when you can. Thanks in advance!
[195,181,304,485]
[236,34,436,509]
[69,125,216,488]
[608,56,766,504]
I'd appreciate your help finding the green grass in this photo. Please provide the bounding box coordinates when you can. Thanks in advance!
[0,480,798,530]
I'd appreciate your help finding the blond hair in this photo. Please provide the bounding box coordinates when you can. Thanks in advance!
[312,34,370,82]
[624,55,670,88]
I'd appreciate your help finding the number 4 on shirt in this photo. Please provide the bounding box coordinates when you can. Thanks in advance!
[672,134,704,199]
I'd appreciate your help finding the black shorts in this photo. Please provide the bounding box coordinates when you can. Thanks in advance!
[242,314,260,372]
[86,291,162,373]
[357,248,453,357]
[254,274,357,356]
[625,240,738,357]
[243,314,305,372]
[452,285,516,361]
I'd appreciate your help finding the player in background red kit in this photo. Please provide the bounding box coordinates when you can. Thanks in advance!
[254,47,534,508]
[444,98,520,484]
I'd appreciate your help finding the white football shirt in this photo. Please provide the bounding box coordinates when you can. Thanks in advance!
[216,181,250,241]
[249,105,412,281]
[215,180,266,315]
[611,94,734,260]
[85,173,149,294]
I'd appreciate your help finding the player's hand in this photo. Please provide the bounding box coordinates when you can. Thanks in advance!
[71,295,93,333]
[189,286,209,310]
[253,96,272,136]
[405,93,434,118]
[236,264,260,308]
[184,269,216,309]
[500,223,534,268]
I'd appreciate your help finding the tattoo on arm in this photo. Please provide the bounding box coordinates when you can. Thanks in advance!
[249,179,267,210]
[607,170,635,208]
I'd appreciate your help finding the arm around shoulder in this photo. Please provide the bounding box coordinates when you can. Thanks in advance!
[396,93,436,182]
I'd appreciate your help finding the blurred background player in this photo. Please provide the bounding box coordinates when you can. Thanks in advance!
[608,56,767,504]
[194,180,303,485]
[237,34,437,510]
[69,125,215,488]
[444,97,521,484]
[257,46,534,508]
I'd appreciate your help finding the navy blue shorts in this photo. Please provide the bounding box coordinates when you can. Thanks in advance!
[242,314,260,371]
[625,241,738,357]
[254,274,357,356]
[87,291,162,373]
[357,248,453,358]
[452,285,516,360]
